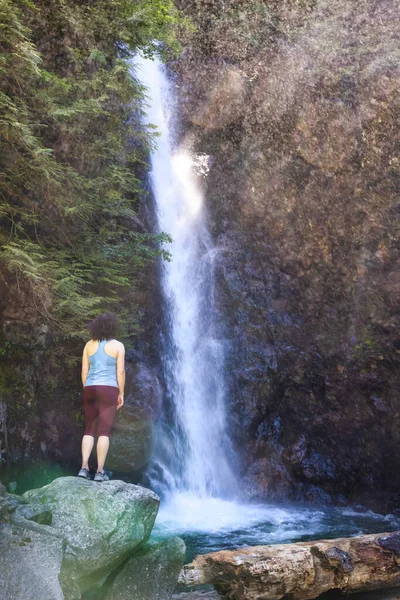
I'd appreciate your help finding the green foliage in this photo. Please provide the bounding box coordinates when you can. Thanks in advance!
[0,0,181,340]
[0,341,10,356]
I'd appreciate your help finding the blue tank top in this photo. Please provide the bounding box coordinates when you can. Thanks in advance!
[85,339,118,388]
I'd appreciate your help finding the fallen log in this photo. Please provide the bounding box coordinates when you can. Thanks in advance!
[178,531,400,600]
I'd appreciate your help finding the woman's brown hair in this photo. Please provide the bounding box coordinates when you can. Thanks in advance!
[89,312,118,341]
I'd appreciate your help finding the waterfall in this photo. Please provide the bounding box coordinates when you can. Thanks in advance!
[133,54,237,499]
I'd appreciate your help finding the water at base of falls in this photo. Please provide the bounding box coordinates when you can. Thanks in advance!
[151,494,400,562]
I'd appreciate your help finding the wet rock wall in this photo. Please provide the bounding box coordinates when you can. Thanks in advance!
[172,0,400,508]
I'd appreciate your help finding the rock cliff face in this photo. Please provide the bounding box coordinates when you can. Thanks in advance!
[0,159,163,472]
[171,0,400,508]
[0,254,162,474]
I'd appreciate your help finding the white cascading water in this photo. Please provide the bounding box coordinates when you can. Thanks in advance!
[133,54,237,502]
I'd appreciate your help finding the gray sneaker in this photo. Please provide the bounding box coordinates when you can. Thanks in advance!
[94,471,109,482]
[77,468,90,479]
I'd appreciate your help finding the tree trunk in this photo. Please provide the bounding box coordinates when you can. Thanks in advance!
[179,531,400,599]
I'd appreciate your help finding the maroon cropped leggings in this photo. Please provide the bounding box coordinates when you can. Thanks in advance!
[82,385,118,438]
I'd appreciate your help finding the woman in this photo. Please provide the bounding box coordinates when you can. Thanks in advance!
[78,312,125,482]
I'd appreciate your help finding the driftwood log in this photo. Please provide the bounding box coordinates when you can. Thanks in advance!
[179,531,400,599]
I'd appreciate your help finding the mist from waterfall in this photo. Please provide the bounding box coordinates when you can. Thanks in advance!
[133,54,237,500]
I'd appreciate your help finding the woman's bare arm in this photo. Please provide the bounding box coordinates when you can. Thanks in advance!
[116,343,125,409]
[81,344,89,387]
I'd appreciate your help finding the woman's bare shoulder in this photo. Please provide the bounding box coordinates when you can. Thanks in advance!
[85,339,96,351]
[108,339,124,350]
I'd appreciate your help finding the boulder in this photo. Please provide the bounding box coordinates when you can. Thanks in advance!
[0,521,64,600]
[23,477,160,595]
[124,362,162,422]
[105,537,186,600]
[106,409,153,472]
[105,362,160,472]
[7,492,53,526]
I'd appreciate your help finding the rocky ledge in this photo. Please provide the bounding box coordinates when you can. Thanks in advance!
[179,532,400,600]
[0,477,185,600]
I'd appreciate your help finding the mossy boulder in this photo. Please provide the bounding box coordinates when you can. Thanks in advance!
[106,410,153,473]
[1,477,186,600]
[105,362,161,473]
[0,522,65,600]
[0,482,64,600]
[104,537,186,600]
[23,477,160,596]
